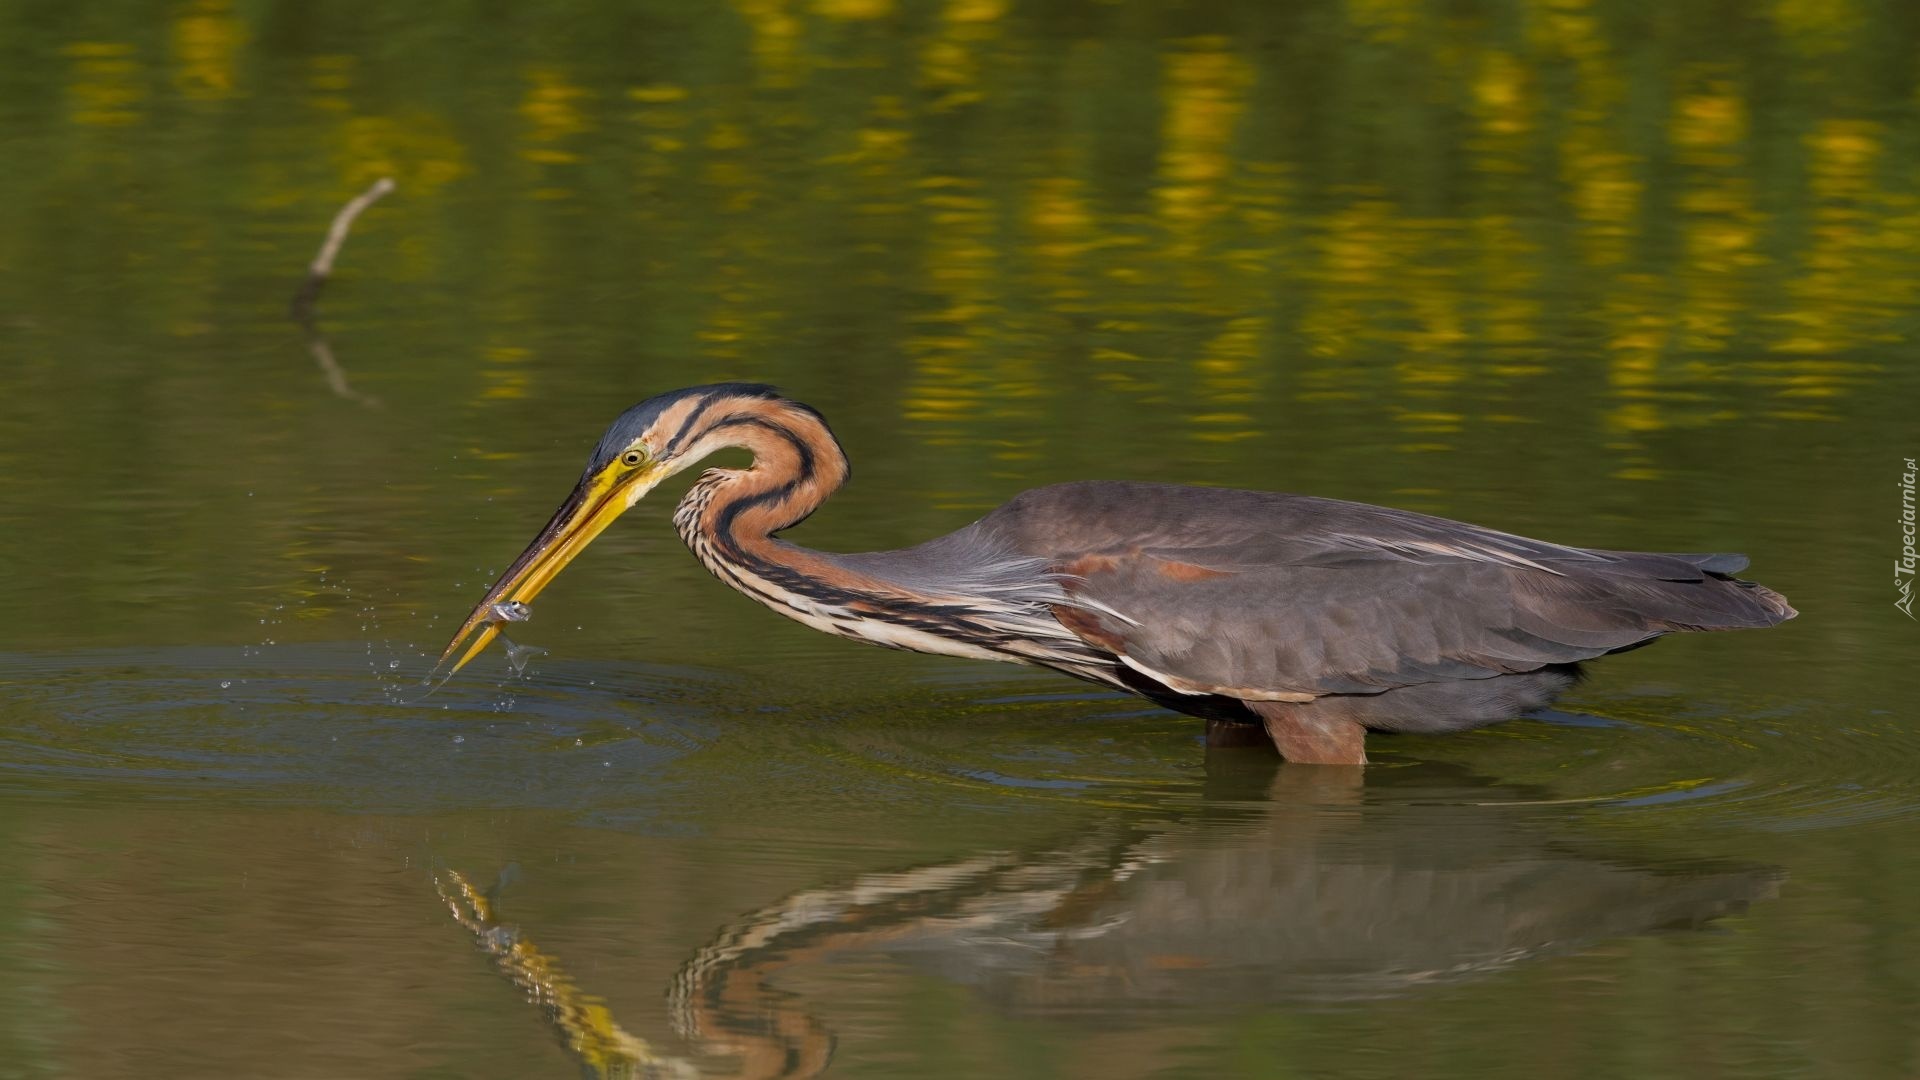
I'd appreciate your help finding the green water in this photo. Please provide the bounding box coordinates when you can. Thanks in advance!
[2,2,1918,1076]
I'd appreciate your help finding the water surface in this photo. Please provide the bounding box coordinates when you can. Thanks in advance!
[2,2,1918,1076]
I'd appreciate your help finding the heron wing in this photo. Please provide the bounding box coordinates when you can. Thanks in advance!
[968,481,1794,699]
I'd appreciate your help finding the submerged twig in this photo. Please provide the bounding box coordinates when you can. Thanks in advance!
[291,177,393,407]
[291,176,394,320]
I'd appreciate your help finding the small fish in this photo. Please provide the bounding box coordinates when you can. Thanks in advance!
[489,600,532,624]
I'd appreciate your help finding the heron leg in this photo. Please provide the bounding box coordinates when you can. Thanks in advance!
[1204,719,1275,750]
[1248,701,1367,766]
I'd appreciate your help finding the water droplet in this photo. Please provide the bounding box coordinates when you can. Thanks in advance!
[504,639,547,676]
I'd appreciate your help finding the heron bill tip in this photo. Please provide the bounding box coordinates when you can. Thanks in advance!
[432,458,664,681]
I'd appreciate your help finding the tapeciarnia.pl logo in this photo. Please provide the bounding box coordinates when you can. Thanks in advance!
[1900,457,1917,619]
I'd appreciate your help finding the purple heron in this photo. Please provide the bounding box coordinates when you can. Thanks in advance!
[437,384,1795,765]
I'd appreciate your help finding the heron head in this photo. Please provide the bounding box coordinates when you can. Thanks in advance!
[434,383,787,678]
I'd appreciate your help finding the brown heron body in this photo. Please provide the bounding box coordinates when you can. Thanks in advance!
[438,384,1795,765]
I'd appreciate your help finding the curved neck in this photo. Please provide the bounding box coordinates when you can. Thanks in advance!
[661,393,1101,669]
[668,397,858,588]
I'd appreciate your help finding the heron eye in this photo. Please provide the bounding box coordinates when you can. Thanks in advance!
[621,449,646,468]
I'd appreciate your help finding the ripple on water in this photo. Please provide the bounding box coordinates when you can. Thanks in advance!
[745,667,1920,836]
[0,644,733,812]
[794,677,1210,809]
[1400,688,1920,835]
[3,645,1910,836]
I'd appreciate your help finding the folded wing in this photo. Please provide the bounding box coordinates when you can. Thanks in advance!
[970,482,1794,700]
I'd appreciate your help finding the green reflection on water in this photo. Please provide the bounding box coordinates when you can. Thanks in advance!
[0,1,1917,1077]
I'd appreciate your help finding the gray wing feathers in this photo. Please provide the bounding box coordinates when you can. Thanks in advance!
[969,481,1793,699]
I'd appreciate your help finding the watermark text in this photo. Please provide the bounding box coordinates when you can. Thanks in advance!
[1899,456,1917,618]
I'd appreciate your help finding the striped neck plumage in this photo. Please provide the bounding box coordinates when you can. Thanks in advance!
[659,389,1106,672]
[665,395,850,556]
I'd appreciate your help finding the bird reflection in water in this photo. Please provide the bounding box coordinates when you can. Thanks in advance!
[440,762,1780,1078]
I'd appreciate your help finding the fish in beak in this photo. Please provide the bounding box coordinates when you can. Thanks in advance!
[435,454,666,679]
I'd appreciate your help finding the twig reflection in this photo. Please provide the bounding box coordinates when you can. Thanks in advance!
[289,177,392,408]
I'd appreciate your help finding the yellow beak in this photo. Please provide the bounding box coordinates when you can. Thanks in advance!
[435,461,662,679]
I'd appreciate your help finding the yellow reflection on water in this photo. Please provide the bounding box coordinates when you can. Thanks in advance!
[170,0,245,101]
[1772,0,1865,54]
[1346,0,1421,44]
[480,345,534,402]
[814,0,893,18]
[64,42,144,127]
[304,54,354,114]
[1156,39,1248,240]
[33,0,1920,468]
[921,0,1008,109]
[519,67,595,182]
[337,114,468,193]
[733,0,807,88]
